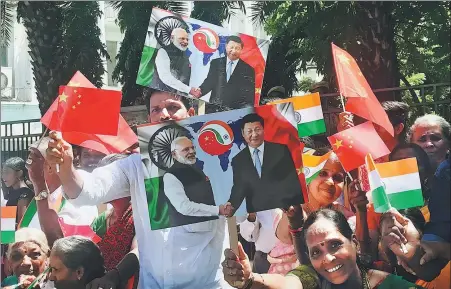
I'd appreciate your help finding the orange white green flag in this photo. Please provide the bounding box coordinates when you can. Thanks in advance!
[1,206,17,244]
[366,154,423,213]
[302,151,332,184]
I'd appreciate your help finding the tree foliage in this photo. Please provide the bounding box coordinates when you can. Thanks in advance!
[17,1,65,115]
[191,1,246,26]
[253,1,450,102]
[60,1,109,88]
[110,1,187,106]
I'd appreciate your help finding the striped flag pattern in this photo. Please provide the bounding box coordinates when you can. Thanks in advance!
[292,93,326,137]
[1,206,17,244]
[366,154,424,213]
[302,152,332,184]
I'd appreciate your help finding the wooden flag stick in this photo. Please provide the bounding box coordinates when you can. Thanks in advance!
[227,216,239,255]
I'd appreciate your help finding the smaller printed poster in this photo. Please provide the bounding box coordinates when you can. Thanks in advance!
[136,8,271,113]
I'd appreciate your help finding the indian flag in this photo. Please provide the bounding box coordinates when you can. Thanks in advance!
[302,151,332,184]
[366,154,423,213]
[1,206,17,244]
[292,93,326,137]
[18,189,65,229]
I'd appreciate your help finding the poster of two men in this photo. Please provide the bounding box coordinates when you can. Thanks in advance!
[136,8,270,113]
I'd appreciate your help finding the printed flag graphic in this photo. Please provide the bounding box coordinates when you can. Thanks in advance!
[302,152,332,184]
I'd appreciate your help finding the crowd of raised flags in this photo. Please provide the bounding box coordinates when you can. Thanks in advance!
[1,38,450,289]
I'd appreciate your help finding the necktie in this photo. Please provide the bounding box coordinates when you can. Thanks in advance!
[226,61,234,82]
[253,148,262,178]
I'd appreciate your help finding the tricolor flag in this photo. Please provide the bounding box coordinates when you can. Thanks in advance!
[366,154,424,213]
[1,206,17,244]
[302,152,332,184]
[270,93,326,137]
[58,218,102,244]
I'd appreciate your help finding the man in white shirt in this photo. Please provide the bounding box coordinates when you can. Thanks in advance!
[151,27,199,98]
[45,89,233,289]
[238,210,278,274]
[163,136,232,227]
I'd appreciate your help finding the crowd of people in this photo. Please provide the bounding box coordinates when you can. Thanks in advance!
[1,86,450,289]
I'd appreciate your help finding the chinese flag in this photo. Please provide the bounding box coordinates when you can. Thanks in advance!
[255,105,308,202]
[327,121,390,172]
[331,43,394,137]
[42,85,122,135]
[239,34,265,106]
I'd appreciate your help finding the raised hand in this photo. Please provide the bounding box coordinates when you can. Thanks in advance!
[337,111,354,132]
[222,243,252,288]
[46,131,74,173]
[26,147,46,186]
[348,179,368,212]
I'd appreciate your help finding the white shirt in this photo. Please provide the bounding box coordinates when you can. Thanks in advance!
[248,142,265,167]
[225,58,239,77]
[155,48,191,94]
[163,173,219,216]
[68,154,232,289]
[238,210,278,254]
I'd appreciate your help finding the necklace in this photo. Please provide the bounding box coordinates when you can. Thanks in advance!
[359,266,371,289]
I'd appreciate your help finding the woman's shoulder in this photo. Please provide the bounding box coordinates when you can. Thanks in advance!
[286,265,321,289]
[17,187,33,198]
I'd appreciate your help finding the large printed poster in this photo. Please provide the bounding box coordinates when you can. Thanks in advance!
[138,104,306,230]
[136,8,270,112]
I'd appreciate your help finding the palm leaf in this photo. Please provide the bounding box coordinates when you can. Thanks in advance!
[0,1,16,47]
[250,1,281,24]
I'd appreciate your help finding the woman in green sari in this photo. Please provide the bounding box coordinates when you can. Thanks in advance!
[222,208,423,289]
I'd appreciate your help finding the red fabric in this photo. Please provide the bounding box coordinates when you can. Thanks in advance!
[62,115,137,155]
[97,205,135,271]
[41,86,122,135]
[327,121,390,172]
[254,105,308,203]
[58,218,102,244]
[239,34,266,107]
[331,43,394,137]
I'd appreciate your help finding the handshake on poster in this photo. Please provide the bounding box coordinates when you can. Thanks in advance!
[189,87,202,98]
[219,202,234,217]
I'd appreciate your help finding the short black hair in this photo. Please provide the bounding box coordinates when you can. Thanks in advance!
[240,113,264,130]
[226,35,243,48]
[143,88,192,115]
[382,101,410,140]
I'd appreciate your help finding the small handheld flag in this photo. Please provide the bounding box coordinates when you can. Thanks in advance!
[1,206,17,244]
[302,151,332,184]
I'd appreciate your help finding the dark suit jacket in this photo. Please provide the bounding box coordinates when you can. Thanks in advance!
[199,57,255,112]
[228,141,304,213]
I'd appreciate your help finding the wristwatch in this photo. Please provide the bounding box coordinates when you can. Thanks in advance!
[35,190,49,201]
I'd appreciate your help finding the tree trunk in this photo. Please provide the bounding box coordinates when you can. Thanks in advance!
[351,1,400,101]
[17,1,65,116]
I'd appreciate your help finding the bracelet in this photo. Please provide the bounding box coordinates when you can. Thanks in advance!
[289,226,303,234]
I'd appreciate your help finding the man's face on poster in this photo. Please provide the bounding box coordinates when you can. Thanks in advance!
[226,40,243,61]
[148,91,192,123]
[172,138,197,165]
[242,122,264,149]
[171,28,189,51]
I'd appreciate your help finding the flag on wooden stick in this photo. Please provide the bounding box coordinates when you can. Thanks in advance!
[1,206,17,244]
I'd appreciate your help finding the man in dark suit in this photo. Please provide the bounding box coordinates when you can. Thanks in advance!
[228,113,304,214]
[193,35,255,113]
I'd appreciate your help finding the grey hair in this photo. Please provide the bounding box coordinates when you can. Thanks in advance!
[171,27,187,38]
[52,236,105,283]
[7,228,50,259]
[170,136,191,152]
[408,114,451,143]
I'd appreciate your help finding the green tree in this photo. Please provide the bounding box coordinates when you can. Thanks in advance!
[0,0,16,48]
[17,1,65,115]
[191,1,246,26]
[111,1,187,107]
[60,1,109,88]
[253,1,450,102]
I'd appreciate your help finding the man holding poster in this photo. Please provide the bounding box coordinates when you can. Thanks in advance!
[196,35,256,113]
[228,113,303,214]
